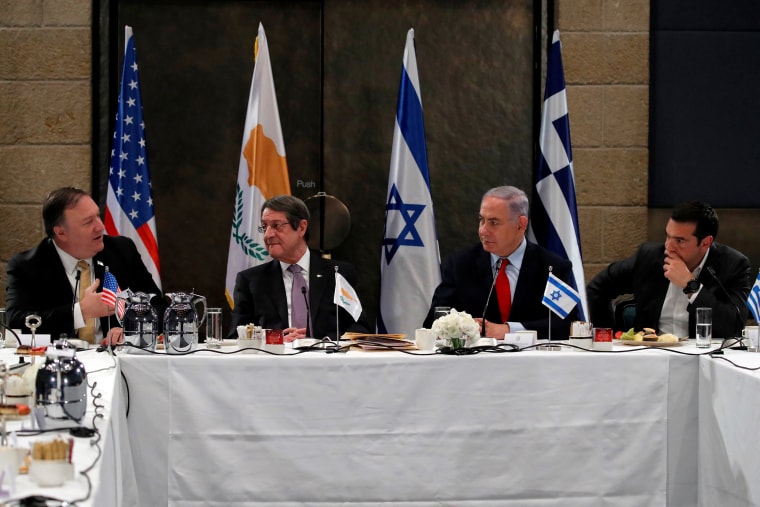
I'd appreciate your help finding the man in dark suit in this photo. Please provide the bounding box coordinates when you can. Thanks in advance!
[587,201,751,338]
[6,187,164,345]
[230,195,370,341]
[424,186,577,340]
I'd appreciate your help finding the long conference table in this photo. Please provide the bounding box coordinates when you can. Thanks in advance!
[114,340,755,507]
[7,341,760,505]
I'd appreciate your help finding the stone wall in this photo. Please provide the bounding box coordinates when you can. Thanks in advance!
[0,0,93,305]
[0,0,650,307]
[557,0,650,283]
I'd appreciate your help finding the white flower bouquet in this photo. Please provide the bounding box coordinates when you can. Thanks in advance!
[431,309,480,348]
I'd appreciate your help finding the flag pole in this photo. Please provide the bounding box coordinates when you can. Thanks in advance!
[334,265,339,345]
[547,266,553,342]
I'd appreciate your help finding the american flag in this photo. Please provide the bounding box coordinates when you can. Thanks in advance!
[102,270,126,319]
[104,25,162,289]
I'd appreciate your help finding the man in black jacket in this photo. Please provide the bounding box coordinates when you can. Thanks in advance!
[425,186,577,340]
[587,201,751,338]
[230,195,370,341]
[6,187,163,345]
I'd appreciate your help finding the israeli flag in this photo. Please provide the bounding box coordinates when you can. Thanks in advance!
[542,273,580,319]
[527,30,588,321]
[746,270,760,323]
[378,29,441,338]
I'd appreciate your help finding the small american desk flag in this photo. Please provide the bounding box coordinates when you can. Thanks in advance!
[102,271,125,319]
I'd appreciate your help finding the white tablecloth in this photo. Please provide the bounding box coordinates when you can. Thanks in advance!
[698,350,760,506]
[2,348,137,506]
[120,346,700,506]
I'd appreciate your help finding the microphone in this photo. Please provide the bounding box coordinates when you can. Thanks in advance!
[481,258,503,338]
[72,268,82,337]
[706,266,745,348]
[301,286,312,338]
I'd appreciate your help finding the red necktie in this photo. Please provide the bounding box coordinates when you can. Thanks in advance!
[495,259,511,323]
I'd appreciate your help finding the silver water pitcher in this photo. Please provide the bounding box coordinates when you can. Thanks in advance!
[34,339,87,428]
[163,292,207,354]
[116,289,159,353]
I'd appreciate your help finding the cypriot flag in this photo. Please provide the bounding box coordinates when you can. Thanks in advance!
[225,23,291,308]
[334,273,363,322]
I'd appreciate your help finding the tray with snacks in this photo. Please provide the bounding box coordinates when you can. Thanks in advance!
[615,327,687,347]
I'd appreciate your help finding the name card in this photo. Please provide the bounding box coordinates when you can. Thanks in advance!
[503,331,537,347]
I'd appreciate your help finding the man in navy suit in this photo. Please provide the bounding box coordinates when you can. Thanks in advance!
[425,186,577,340]
[587,201,751,338]
[230,195,370,341]
[6,187,163,345]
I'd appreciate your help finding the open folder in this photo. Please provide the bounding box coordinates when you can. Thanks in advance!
[343,332,415,350]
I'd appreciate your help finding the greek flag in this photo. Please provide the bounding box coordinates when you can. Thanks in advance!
[527,30,588,321]
[747,270,760,323]
[542,272,580,319]
[378,29,441,338]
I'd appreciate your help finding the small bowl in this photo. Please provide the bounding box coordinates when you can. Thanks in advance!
[29,459,74,487]
[237,338,262,354]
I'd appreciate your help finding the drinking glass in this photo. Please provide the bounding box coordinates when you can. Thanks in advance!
[205,308,223,349]
[433,306,451,321]
[0,308,6,348]
[695,307,712,348]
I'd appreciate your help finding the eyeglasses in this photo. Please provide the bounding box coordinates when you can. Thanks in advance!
[257,222,290,234]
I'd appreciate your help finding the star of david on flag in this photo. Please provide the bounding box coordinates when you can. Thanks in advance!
[378,29,441,339]
[382,184,425,262]
[104,25,161,290]
[746,270,760,323]
[527,29,587,320]
[542,272,580,319]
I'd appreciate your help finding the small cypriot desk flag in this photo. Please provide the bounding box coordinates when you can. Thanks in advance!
[225,23,291,309]
[747,269,760,323]
[527,29,588,321]
[334,273,362,322]
[542,272,580,319]
[378,28,441,338]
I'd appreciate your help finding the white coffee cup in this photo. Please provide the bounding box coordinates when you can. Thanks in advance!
[742,325,759,352]
[414,328,437,351]
[0,447,19,494]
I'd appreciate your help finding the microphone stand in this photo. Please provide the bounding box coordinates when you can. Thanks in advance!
[301,286,312,338]
[481,258,502,338]
[329,265,344,353]
[706,266,746,349]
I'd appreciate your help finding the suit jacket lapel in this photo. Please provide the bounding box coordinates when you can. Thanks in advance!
[511,243,543,315]
[476,250,501,322]
[43,239,76,302]
[264,261,289,326]
[309,256,330,323]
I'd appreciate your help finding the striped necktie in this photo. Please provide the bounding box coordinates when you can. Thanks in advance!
[77,260,96,343]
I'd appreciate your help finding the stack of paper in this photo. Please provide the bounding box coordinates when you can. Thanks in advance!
[343,333,415,351]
